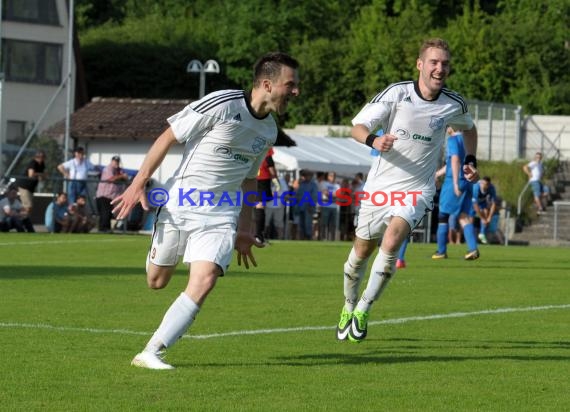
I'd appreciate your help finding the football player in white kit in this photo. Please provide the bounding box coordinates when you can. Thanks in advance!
[112,52,300,369]
[336,38,479,342]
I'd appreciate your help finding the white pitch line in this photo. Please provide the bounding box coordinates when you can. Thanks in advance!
[1,304,568,340]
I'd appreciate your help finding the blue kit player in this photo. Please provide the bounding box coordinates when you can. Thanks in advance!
[433,127,480,260]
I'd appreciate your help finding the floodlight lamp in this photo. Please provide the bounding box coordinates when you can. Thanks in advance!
[186,60,203,73]
[203,60,220,74]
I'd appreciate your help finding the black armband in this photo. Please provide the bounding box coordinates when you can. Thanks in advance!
[464,154,477,168]
[365,134,378,148]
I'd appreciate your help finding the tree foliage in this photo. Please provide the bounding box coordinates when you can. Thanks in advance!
[78,0,570,126]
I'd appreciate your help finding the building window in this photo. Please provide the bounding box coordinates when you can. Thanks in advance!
[6,121,27,146]
[2,39,62,85]
[2,0,60,26]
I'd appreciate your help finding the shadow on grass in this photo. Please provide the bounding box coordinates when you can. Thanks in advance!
[267,337,570,366]
[0,265,149,278]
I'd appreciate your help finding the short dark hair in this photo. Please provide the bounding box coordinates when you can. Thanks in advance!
[482,176,491,183]
[253,52,299,87]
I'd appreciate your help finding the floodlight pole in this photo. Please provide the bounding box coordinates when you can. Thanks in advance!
[64,0,75,163]
[0,1,4,178]
[186,59,220,99]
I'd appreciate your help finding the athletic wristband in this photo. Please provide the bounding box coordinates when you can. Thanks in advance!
[365,134,378,148]
[465,154,477,168]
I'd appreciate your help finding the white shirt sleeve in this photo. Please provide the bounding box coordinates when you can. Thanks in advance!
[168,104,221,144]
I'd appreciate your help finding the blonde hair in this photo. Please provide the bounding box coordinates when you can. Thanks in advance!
[419,38,450,58]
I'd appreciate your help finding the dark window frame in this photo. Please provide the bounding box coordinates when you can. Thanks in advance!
[2,39,63,85]
[2,0,60,26]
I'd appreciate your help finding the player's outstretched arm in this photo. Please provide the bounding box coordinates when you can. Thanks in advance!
[112,127,177,220]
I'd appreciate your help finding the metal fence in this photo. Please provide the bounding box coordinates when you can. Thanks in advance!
[467,100,523,162]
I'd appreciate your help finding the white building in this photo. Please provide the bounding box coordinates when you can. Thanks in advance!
[0,0,84,175]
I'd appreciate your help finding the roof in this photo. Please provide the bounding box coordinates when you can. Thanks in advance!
[273,134,373,177]
[42,97,191,141]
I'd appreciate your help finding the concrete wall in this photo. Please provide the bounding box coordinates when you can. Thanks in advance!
[523,115,570,160]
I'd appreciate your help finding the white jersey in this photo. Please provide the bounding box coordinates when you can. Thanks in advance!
[160,90,277,223]
[526,160,543,182]
[352,81,474,204]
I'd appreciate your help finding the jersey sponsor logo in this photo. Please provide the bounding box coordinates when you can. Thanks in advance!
[403,96,412,103]
[429,116,445,130]
[412,133,432,142]
[232,113,242,122]
[214,145,233,159]
[233,153,250,164]
[394,128,410,140]
[251,136,266,154]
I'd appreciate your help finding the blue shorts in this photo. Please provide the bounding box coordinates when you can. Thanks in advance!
[439,180,473,216]
[530,181,544,197]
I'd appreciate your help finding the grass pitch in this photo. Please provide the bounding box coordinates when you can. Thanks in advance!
[0,233,569,411]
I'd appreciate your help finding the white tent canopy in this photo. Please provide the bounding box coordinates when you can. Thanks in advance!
[272,134,374,177]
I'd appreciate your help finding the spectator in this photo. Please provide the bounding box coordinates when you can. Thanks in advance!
[522,152,548,215]
[265,175,288,240]
[339,178,354,241]
[287,173,300,240]
[57,147,95,204]
[255,148,278,244]
[295,170,318,240]
[68,195,96,233]
[0,186,34,232]
[16,150,46,221]
[45,192,71,233]
[318,171,341,241]
[96,156,129,233]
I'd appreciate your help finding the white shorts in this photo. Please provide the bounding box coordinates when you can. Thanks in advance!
[355,193,433,240]
[148,218,237,273]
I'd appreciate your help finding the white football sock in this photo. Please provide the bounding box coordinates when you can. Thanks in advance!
[343,247,369,312]
[144,292,200,353]
[356,249,396,313]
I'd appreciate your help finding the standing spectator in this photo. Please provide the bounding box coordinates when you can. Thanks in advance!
[96,156,129,233]
[265,175,288,240]
[336,38,479,343]
[522,152,547,215]
[296,169,318,240]
[472,176,498,244]
[287,173,300,240]
[16,150,46,221]
[338,178,354,241]
[57,147,95,204]
[45,192,71,233]
[0,186,34,232]
[254,147,278,244]
[318,171,341,241]
[68,195,96,233]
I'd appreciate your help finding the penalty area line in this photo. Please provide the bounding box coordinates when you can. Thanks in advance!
[1,304,568,340]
